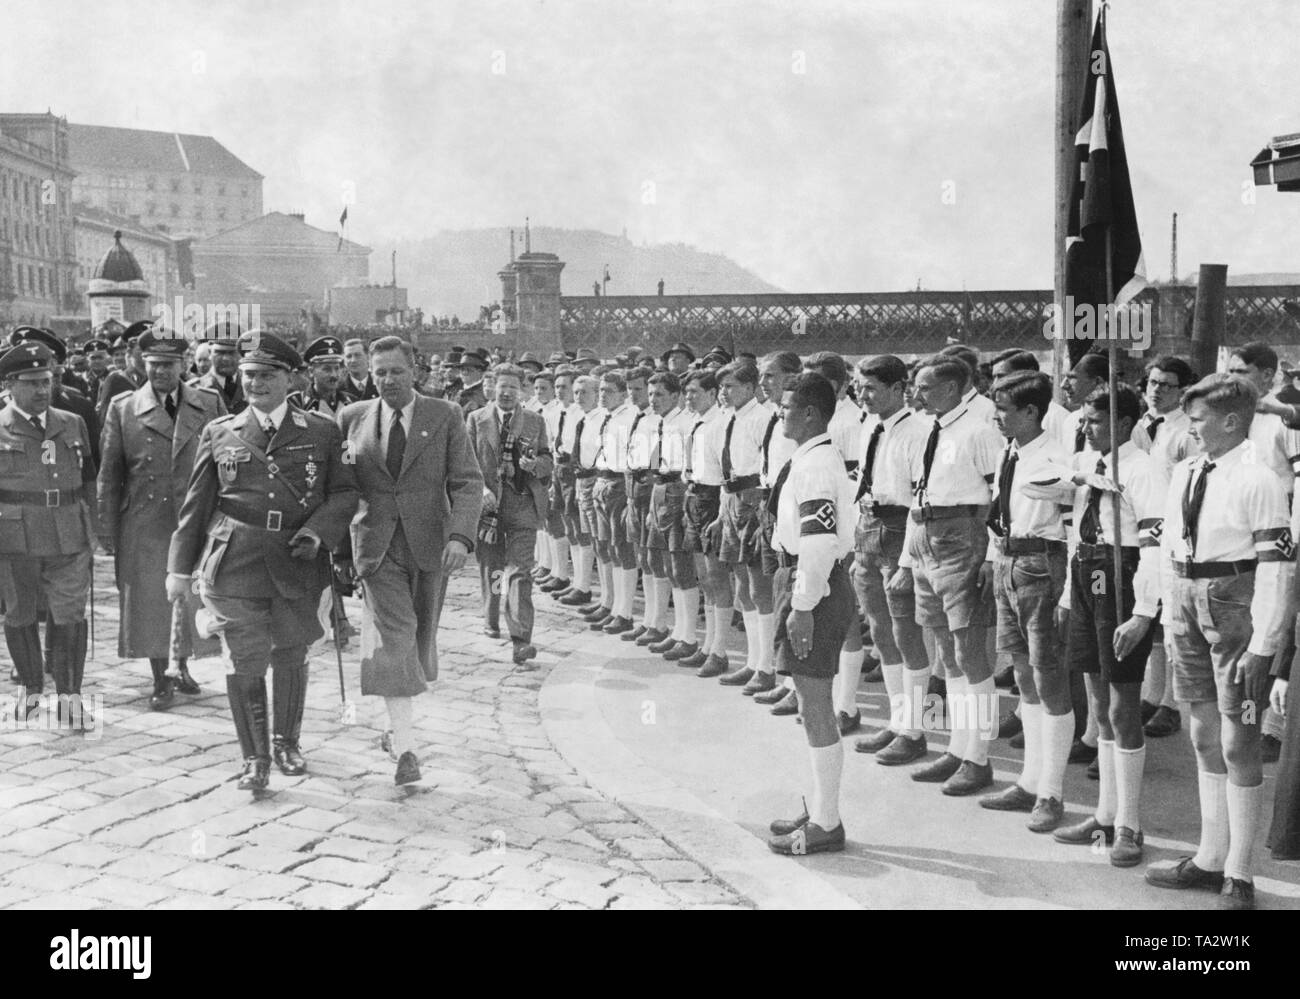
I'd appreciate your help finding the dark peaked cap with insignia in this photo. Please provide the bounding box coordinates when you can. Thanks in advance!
[138,327,188,360]
[237,330,301,371]
[303,336,345,364]
[205,316,243,346]
[0,341,54,379]
[10,326,67,363]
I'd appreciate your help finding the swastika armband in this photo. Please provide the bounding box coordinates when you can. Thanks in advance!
[799,498,837,536]
[1254,527,1295,562]
[1138,518,1163,548]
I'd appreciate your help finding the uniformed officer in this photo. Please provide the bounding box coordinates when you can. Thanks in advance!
[83,338,112,405]
[456,347,490,417]
[98,327,226,709]
[8,327,101,471]
[288,336,359,418]
[192,319,247,414]
[766,372,856,856]
[167,332,357,791]
[0,343,98,729]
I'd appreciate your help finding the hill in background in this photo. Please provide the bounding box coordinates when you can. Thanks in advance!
[371,227,784,320]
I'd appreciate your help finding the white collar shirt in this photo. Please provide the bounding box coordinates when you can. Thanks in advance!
[911,403,1004,508]
[575,405,606,470]
[773,433,854,610]
[596,401,638,473]
[830,396,868,477]
[626,404,658,471]
[686,404,725,486]
[720,397,768,480]
[858,407,926,508]
[986,430,1071,558]
[760,401,796,489]
[378,396,416,456]
[656,406,694,474]
[249,400,290,438]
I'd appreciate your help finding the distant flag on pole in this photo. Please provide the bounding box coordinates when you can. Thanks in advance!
[337,206,348,253]
[1063,7,1146,366]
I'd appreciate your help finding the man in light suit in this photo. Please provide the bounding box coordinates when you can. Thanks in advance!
[338,335,483,785]
[99,327,225,709]
[466,364,553,668]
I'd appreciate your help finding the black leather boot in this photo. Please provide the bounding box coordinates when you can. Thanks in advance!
[61,621,92,732]
[227,674,271,791]
[272,664,308,776]
[149,658,174,710]
[5,624,43,721]
[168,657,201,696]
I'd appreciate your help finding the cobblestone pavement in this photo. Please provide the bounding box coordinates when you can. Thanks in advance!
[0,555,751,910]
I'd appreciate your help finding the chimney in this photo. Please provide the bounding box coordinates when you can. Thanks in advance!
[288,212,305,222]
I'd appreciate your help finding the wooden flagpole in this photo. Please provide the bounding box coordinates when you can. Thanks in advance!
[1105,228,1123,625]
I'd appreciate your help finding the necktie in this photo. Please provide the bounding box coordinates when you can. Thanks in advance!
[556,409,568,455]
[655,415,666,473]
[594,411,613,464]
[1182,460,1215,559]
[1078,457,1108,544]
[573,415,586,467]
[987,444,1018,537]
[916,418,942,500]
[1073,421,1086,454]
[29,414,43,436]
[686,417,704,478]
[761,412,779,478]
[386,409,406,478]
[1145,415,1164,441]
[856,421,887,502]
[264,417,277,437]
[767,458,793,517]
[628,409,646,467]
[165,393,177,421]
[721,413,737,481]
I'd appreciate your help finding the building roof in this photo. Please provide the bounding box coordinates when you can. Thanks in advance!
[195,211,369,255]
[68,123,263,179]
[73,202,175,246]
[93,231,144,283]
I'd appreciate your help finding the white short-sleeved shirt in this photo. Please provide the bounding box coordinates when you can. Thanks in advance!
[596,401,639,473]
[830,396,868,478]
[858,407,927,508]
[910,404,1003,508]
[773,433,855,611]
[575,405,606,471]
[686,404,726,487]
[759,402,795,489]
[625,405,657,471]
[654,407,693,474]
[720,397,769,480]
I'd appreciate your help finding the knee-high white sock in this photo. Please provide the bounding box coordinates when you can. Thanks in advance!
[610,567,625,618]
[741,610,761,670]
[620,568,639,619]
[653,578,671,631]
[681,588,700,644]
[899,666,928,739]
[1114,744,1146,833]
[385,696,415,757]
[835,650,863,717]
[1018,701,1043,794]
[964,676,995,765]
[946,675,970,760]
[536,534,550,573]
[808,742,844,830]
[554,538,571,581]
[573,545,591,591]
[712,602,733,655]
[642,578,658,627]
[701,603,715,652]
[1095,738,1117,825]
[1224,781,1263,883]
[756,613,776,675]
[1039,709,1075,803]
[881,662,904,731]
[598,561,613,606]
[1193,770,1230,873]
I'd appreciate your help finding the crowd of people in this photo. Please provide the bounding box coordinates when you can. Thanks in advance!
[1,317,1298,909]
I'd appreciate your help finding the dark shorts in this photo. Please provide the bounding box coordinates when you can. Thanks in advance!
[993,547,1068,673]
[647,480,688,552]
[760,505,780,576]
[593,476,632,552]
[1067,552,1153,685]
[853,509,912,620]
[774,556,856,680]
[626,476,654,548]
[576,476,599,540]
[1168,571,1256,718]
[908,513,990,631]
[718,487,764,567]
[683,484,721,555]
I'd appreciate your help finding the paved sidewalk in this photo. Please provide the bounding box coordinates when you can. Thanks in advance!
[0,555,750,910]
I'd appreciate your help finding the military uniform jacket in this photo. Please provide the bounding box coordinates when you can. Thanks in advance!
[0,403,96,557]
[168,404,358,599]
[191,371,247,415]
[289,384,358,419]
[98,383,226,658]
[53,384,101,470]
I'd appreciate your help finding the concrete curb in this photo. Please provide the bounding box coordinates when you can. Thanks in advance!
[539,630,862,910]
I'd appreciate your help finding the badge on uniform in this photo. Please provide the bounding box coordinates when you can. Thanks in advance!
[218,445,251,484]
[292,412,307,428]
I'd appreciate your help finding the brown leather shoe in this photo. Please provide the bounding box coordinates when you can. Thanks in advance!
[911,751,962,783]
[770,689,800,715]
[769,798,809,836]
[1109,826,1144,867]
[602,616,634,635]
[768,821,845,856]
[854,727,897,754]
[837,710,862,735]
[942,761,994,797]
[742,672,776,696]
[1144,856,1225,892]
[876,734,927,766]
[1220,877,1256,910]
[979,784,1036,811]
[558,589,592,606]
[621,624,649,643]
[719,666,755,686]
[1027,796,1065,832]
[679,648,708,668]
[649,634,679,654]
[1144,705,1181,739]
[394,751,421,786]
[1053,815,1115,846]
[636,628,669,647]
[697,654,729,679]
[755,684,788,705]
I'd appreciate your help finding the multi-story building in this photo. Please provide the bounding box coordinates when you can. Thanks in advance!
[68,123,263,240]
[0,112,77,327]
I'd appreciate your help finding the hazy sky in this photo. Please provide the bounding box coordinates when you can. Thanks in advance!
[8,0,1300,293]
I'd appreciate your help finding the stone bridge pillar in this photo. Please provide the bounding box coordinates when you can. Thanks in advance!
[508,252,564,355]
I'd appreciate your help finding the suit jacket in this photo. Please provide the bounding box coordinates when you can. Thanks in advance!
[169,404,357,599]
[96,369,139,425]
[52,384,100,471]
[98,382,226,657]
[465,404,553,525]
[345,374,379,401]
[0,403,96,557]
[337,394,483,579]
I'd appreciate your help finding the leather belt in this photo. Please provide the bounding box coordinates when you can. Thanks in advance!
[597,470,623,481]
[1074,542,1139,561]
[687,482,721,495]
[910,504,985,524]
[555,454,573,466]
[1172,559,1257,579]
[575,468,598,479]
[654,472,681,484]
[863,503,909,520]
[996,536,1067,556]
[218,498,304,533]
[776,551,798,569]
[723,474,761,494]
[0,486,86,508]
[626,469,652,484]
